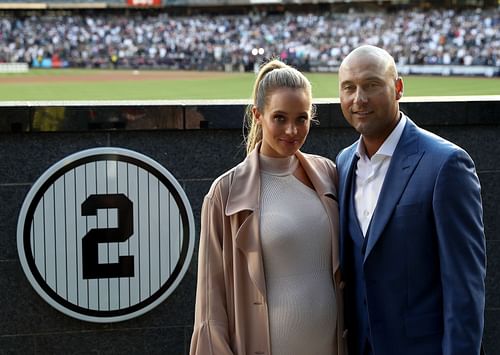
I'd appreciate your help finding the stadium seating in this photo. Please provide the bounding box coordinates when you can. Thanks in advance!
[0,5,498,73]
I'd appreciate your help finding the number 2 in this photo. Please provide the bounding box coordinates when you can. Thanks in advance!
[82,194,134,279]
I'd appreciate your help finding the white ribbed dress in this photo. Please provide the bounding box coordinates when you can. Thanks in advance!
[259,154,336,355]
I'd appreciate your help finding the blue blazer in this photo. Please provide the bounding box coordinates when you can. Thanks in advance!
[336,117,486,355]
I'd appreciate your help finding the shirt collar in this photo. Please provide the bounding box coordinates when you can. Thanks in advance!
[356,113,407,160]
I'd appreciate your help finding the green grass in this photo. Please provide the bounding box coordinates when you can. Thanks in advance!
[2,78,254,101]
[0,69,498,101]
[0,70,253,101]
[307,73,500,98]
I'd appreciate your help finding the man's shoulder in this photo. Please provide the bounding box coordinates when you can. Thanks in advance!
[411,121,466,157]
[399,117,462,156]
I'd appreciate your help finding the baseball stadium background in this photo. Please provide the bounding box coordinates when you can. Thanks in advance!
[1,0,499,353]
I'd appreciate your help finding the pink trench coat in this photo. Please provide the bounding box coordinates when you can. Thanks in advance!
[190,144,347,355]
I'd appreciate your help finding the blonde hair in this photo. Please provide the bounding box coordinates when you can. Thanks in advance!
[244,59,314,155]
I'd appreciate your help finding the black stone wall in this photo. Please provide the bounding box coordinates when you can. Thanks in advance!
[0,98,498,354]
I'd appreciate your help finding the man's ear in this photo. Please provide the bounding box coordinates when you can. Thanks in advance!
[395,77,404,100]
[252,106,262,124]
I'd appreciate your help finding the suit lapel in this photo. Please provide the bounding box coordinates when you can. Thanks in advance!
[339,144,362,268]
[364,119,424,263]
[339,145,358,227]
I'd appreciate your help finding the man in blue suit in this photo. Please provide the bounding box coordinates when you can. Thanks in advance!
[336,45,486,355]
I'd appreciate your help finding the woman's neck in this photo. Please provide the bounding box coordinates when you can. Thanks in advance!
[259,153,298,176]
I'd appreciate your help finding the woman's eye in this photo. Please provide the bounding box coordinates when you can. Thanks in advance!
[273,116,285,122]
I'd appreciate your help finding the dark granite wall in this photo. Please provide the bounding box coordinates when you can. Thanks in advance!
[0,98,498,354]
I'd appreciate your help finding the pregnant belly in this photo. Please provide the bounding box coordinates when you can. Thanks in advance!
[266,273,337,355]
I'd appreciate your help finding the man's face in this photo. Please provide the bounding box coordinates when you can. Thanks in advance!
[338,55,403,142]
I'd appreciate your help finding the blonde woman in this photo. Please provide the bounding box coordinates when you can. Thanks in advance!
[190,59,346,355]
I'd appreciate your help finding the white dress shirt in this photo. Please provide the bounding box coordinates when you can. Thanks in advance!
[355,114,407,236]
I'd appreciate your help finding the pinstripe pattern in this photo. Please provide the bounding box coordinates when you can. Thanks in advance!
[18,148,194,323]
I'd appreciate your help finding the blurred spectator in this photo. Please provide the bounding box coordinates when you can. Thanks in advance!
[0,7,498,71]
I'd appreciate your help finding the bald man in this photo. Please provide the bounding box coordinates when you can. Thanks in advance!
[335,45,486,355]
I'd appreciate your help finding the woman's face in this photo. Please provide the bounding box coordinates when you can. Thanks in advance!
[254,87,312,158]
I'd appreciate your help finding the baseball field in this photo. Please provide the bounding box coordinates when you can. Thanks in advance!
[0,69,498,101]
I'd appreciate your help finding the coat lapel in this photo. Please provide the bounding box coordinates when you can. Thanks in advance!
[363,118,424,263]
[225,145,267,297]
[233,212,266,297]
[296,151,340,271]
[225,148,260,217]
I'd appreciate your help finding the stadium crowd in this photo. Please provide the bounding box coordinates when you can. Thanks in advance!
[0,7,499,71]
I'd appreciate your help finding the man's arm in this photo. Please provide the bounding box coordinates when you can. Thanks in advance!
[433,148,486,355]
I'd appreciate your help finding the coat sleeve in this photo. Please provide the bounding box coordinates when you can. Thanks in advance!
[433,149,486,355]
[190,191,234,355]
